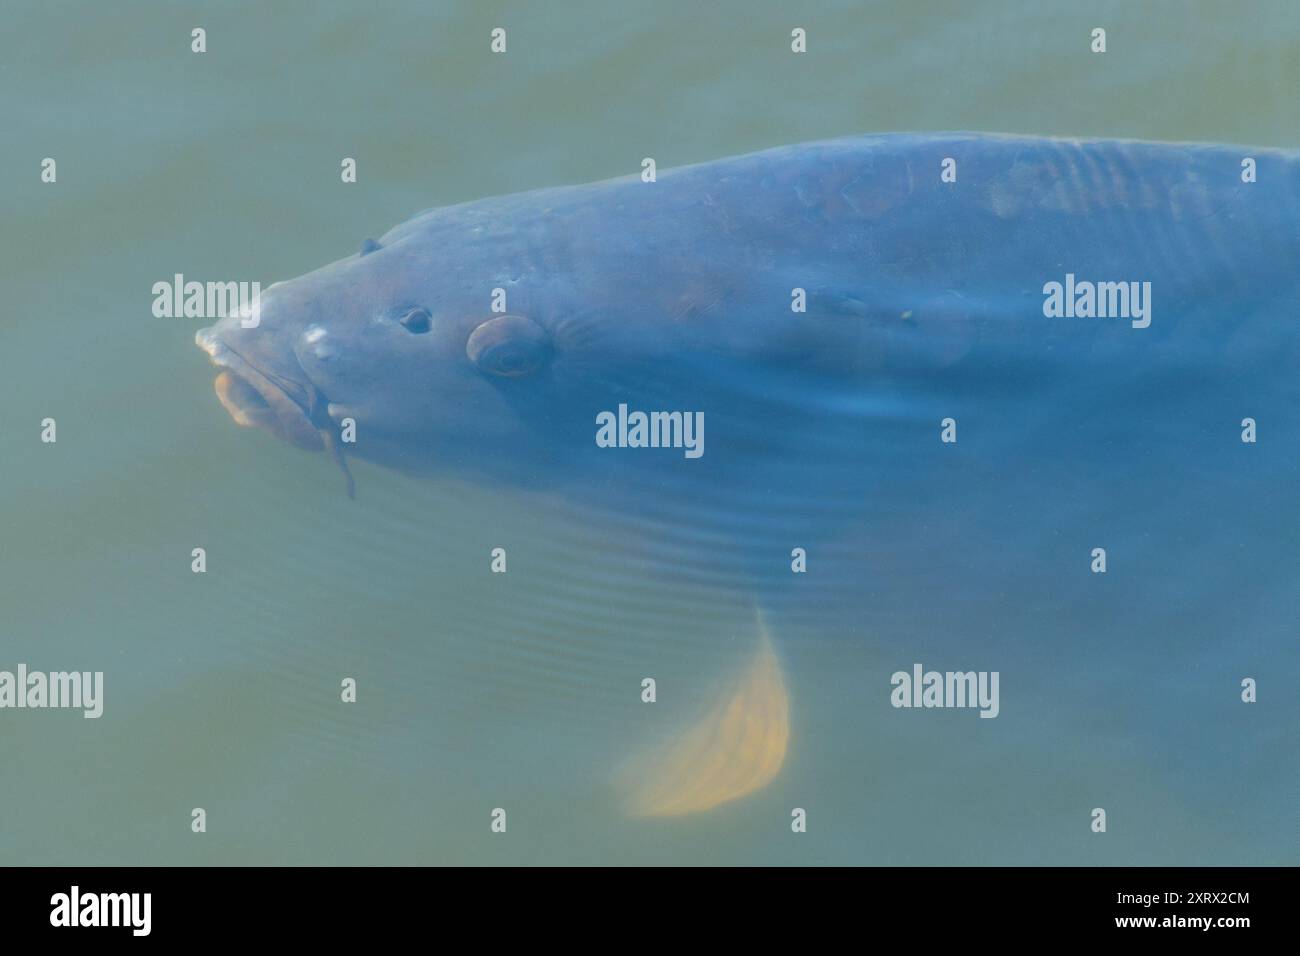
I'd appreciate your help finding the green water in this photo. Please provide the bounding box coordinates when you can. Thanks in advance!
[2,1,1297,865]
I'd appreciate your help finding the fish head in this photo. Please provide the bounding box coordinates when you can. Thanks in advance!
[195,230,582,485]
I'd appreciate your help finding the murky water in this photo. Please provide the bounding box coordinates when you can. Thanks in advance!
[2,0,1297,865]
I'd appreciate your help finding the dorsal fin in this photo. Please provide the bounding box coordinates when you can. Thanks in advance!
[359,238,383,257]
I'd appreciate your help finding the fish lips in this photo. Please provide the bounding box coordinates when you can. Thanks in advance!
[196,326,324,451]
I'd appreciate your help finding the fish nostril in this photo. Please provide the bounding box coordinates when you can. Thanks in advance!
[400,308,432,334]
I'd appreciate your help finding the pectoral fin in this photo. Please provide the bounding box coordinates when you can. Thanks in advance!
[623,612,790,817]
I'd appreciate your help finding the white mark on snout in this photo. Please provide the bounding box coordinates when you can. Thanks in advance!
[303,325,336,361]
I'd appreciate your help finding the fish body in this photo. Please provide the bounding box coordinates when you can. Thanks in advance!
[196,133,1300,822]
[197,133,1300,492]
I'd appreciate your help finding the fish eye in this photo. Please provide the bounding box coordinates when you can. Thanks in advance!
[466,314,551,378]
[400,308,432,334]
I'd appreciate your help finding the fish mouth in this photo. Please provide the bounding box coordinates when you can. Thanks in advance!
[196,327,325,452]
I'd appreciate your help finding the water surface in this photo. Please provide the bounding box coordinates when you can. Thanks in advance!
[2,0,1298,865]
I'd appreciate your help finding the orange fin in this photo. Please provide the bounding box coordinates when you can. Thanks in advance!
[623,612,789,817]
